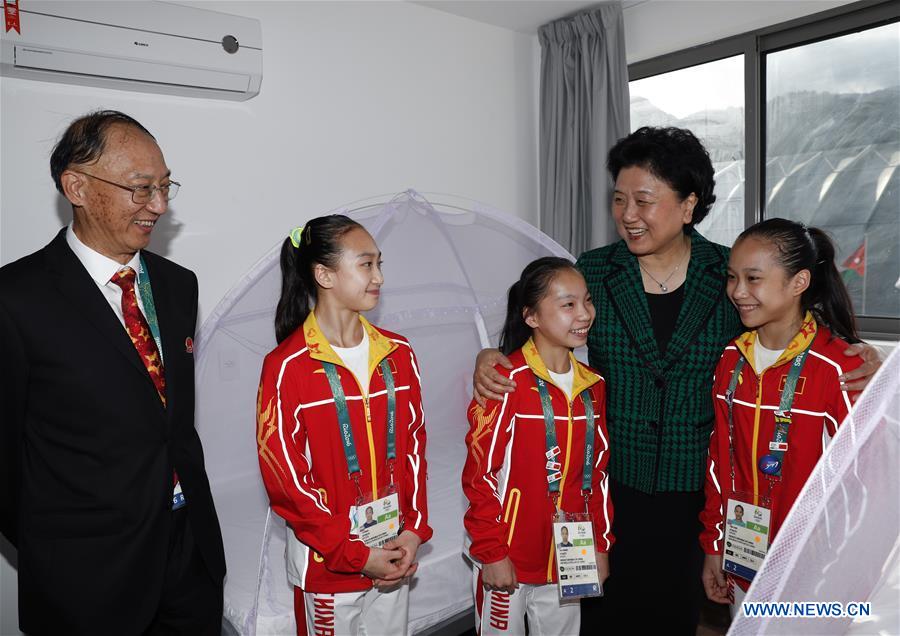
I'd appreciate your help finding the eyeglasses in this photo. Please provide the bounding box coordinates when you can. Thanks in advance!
[71,170,180,203]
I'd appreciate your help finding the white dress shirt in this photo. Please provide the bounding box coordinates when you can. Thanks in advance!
[66,224,146,330]
[68,225,182,501]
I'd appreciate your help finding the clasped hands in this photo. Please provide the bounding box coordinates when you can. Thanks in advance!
[480,552,610,595]
[361,530,422,590]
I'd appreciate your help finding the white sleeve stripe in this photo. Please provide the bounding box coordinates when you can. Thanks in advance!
[599,476,612,551]
[407,454,423,529]
[840,392,853,418]
[292,404,302,441]
[407,395,424,435]
[482,366,528,498]
[406,401,424,529]
[482,391,512,498]
[709,458,722,498]
[808,349,855,416]
[405,346,422,385]
[298,541,309,588]
[593,408,609,469]
[708,458,724,551]
[498,420,515,501]
[808,349,845,375]
[275,348,331,514]
[481,365,528,502]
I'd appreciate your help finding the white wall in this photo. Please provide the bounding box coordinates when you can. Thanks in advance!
[0,2,539,632]
[0,0,871,632]
[623,0,856,64]
[0,0,539,314]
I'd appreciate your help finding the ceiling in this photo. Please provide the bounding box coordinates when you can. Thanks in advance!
[412,1,647,34]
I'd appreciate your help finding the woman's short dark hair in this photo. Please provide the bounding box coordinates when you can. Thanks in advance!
[50,110,155,194]
[607,126,716,229]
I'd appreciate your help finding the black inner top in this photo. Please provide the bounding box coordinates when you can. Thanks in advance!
[645,284,686,356]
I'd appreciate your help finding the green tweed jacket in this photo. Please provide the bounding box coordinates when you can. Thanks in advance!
[576,230,743,494]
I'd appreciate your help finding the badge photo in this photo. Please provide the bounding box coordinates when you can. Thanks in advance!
[553,513,601,600]
[722,495,771,582]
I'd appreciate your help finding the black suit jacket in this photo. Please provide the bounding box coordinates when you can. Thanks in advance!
[0,229,225,635]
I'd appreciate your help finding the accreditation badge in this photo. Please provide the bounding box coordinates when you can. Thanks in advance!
[722,495,771,581]
[553,513,602,600]
[349,487,400,548]
[171,481,186,510]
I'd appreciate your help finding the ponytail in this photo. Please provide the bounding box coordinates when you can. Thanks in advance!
[736,218,860,344]
[805,227,860,344]
[275,236,312,344]
[499,256,578,355]
[274,214,364,344]
[499,279,531,355]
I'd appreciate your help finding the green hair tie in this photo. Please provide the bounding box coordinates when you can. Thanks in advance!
[289,227,304,248]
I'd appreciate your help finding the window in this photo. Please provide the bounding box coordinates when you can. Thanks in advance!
[765,22,900,321]
[629,1,900,336]
[630,56,744,247]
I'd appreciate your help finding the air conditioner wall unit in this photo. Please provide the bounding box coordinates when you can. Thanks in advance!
[0,1,262,101]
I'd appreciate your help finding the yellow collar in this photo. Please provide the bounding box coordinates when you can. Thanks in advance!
[302,310,397,380]
[736,311,818,374]
[522,337,600,399]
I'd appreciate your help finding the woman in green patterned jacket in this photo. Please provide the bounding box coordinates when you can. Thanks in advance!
[473,127,880,634]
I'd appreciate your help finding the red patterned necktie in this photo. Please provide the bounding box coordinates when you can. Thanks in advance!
[111,267,166,406]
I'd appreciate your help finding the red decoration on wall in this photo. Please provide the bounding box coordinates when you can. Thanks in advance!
[4,0,20,34]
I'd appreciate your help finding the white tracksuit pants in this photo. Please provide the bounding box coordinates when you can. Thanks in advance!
[295,583,409,636]
[473,568,580,636]
[730,580,747,619]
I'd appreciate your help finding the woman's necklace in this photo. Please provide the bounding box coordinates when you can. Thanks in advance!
[639,242,690,293]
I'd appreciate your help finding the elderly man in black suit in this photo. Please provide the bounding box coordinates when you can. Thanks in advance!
[0,110,225,635]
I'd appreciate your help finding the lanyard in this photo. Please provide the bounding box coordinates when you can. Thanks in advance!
[136,254,164,363]
[535,376,595,500]
[724,339,813,483]
[322,358,396,482]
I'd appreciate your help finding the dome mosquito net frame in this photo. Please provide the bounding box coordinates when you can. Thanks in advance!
[729,344,899,635]
[195,190,575,634]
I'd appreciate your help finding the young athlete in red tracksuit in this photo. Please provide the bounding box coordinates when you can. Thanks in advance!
[257,216,431,636]
[462,257,613,636]
[700,218,862,612]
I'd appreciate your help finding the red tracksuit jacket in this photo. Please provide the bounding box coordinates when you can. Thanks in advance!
[257,312,431,593]
[699,314,861,589]
[462,339,614,585]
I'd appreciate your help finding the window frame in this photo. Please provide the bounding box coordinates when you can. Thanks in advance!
[627,0,900,339]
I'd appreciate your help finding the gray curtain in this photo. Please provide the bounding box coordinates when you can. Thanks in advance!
[539,4,630,257]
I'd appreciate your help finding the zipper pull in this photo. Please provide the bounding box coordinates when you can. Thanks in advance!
[550,491,560,514]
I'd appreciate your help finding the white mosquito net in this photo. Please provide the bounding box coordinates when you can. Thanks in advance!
[729,343,900,635]
[195,190,575,634]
